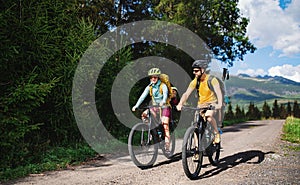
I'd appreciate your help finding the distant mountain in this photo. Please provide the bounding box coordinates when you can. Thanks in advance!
[255,75,300,86]
[225,74,300,107]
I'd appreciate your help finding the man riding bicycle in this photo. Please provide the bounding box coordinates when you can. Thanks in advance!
[176,59,223,144]
[132,68,171,153]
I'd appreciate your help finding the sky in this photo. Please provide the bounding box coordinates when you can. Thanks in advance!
[228,0,300,82]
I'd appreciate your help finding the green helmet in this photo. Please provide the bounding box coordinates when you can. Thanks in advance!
[148,68,161,76]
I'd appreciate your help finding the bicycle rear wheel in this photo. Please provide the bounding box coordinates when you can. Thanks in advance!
[128,123,158,169]
[182,126,203,180]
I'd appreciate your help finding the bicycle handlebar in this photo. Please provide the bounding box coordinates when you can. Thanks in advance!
[182,105,215,111]
[137,104,169,110]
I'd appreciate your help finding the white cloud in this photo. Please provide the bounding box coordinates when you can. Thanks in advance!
[238,0,300,57]
[268,64,300,82]
[237,68,267,76]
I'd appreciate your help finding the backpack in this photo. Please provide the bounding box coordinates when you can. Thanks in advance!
[196,75,226,127]
[149,73,172,106]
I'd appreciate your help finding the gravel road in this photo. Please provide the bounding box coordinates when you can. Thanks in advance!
[9,120,300,185]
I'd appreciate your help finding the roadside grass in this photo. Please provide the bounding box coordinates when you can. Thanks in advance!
[282,117,300,150]
[0,143,96,182]
[0,138,133,183]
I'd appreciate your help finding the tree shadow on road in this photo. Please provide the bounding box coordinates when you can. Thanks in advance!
[196,150,275,180]
[222,121,267,133]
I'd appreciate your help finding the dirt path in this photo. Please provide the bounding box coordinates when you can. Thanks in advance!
[10,120,300,185]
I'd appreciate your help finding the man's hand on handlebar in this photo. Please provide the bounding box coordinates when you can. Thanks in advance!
[176,104,183,111]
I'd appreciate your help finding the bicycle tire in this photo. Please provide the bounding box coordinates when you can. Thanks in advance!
[128,123,158,169]
[207,142,221,166]
[182,126,203,180]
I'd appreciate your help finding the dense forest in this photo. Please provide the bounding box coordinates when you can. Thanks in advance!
[1,0,258,172]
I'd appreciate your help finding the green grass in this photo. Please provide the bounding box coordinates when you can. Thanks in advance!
[0,143,97,182]
[282,117,300,145]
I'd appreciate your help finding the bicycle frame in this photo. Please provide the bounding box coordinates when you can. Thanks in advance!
[194,109,211,152]
[181,105,220,179]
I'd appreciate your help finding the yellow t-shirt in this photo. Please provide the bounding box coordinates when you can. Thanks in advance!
[188,75,218,105]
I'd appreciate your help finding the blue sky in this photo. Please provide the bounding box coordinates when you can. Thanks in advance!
[228,0,300,82]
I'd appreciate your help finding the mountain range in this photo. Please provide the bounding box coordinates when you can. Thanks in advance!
[224,74,300,108]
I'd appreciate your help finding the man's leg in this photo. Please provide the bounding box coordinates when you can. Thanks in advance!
[206,110,220,143]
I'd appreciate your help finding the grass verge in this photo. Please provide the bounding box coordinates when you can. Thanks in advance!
[0,143,96,182]
[282,117,300,150]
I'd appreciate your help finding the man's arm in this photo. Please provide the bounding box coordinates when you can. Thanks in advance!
[211,78,223,109]
[176,86,194,111]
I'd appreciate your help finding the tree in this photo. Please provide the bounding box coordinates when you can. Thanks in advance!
[272,100,280,119]
[287,101,292,117]
[279,104,287,119]
[246,102,261,120]
[225,103,234,120]
[0,0,97,169]
[153,0,256,66]
[235,104,244,119]
[293,100,300,118]
[77,0,256,67]
[262,101,271,119]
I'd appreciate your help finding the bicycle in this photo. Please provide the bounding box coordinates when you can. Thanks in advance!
[181,106,221,179]
[128,105,176,169]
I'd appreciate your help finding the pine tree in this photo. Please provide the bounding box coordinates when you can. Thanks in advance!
[225,103,234,120]
[272,100,280,119]
[293,100,300,118]
[246,102,256,120]
[279,104,287,119]
[254,106,262,120]
[235,104,244,119]
[262,101,271,119]
[287,101,292,117]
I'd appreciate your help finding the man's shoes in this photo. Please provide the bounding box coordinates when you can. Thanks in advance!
[165,142,170,151]
[213,132,220,144]
[192,153,199,161]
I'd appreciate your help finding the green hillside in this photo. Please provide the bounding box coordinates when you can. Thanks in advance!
[225,75,300,109]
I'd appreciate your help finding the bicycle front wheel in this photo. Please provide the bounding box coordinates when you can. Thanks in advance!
[182,126,203,180]
[128,123,158,169]
[207,142,221,166]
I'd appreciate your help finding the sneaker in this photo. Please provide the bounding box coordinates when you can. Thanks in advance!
[214,132,220,144]
[192,153,199,161]
[165,149,171,156]
[165,142,170,151]
[142,118,149,124]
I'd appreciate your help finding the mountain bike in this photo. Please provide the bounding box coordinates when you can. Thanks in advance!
[181,106,221,179]
[128,105,176,169]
